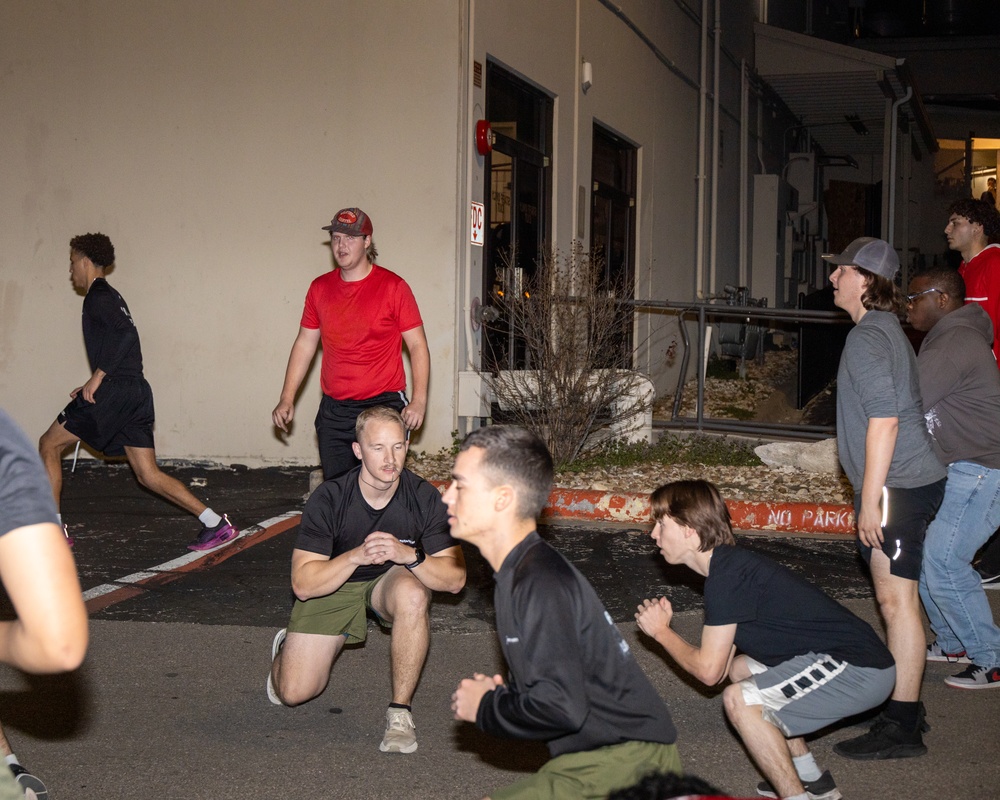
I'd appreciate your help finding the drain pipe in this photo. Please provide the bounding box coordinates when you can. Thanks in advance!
[695,0,709,297]
[708,0,721,295]
[739,58,748,287]
[887,86,912,248]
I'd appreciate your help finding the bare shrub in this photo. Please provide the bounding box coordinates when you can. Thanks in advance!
[480,244,651,467]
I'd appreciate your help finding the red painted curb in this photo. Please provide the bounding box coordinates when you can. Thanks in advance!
[430,481,855,535]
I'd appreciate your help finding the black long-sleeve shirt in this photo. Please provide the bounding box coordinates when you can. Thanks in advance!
[83,278,143,379]
[477,531,677,757]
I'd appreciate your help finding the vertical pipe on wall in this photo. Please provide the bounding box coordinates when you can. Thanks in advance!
[887,86,912,248]
[460,0,476,370]
[739,59,748,287]
[708,0,721,295]
[695,0,709,297]
[901,129,912,288]
[573,0,582,252]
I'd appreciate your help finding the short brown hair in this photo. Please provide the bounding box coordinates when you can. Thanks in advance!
[355,406,405,442]
[650,480,735,551]
[459,425,554,520]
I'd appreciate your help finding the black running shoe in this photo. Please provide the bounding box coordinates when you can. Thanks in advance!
[833,713,928,760]
[10,763,48,800]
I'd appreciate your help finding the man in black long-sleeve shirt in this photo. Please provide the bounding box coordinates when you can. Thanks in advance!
[38,233,236,551]
[448,426,679,800]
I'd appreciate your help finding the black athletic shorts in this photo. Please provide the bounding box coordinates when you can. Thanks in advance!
[853,477,946,581]
[58,377,155,457]
[314,391,407,481]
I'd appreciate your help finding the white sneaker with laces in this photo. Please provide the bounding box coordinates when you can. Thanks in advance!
[266,628,286,706]
[379,707,417,753]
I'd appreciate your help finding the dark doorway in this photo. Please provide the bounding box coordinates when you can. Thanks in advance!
[590,125,637,367]
[483,63,553,371]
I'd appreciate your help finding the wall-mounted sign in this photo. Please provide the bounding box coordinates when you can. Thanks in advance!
[471,201,485,246]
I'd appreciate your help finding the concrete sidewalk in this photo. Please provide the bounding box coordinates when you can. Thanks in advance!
[3,596,997,800]
[6,460,993,800]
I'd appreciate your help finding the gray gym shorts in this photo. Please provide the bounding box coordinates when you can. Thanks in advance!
[739,652,895,738]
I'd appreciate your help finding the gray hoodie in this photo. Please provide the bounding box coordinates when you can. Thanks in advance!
[918,302,1000,469]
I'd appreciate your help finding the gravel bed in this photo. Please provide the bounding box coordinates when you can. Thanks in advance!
[408,349,852,506]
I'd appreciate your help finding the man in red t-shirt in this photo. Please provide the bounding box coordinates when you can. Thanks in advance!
[272,208,429,479]
[946,198,1000,360]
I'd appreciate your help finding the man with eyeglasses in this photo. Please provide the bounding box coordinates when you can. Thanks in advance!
[906,267,1000,690]
[272,208,430,480]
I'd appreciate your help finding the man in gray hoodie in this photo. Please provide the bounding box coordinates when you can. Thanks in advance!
[907,266,1000,690]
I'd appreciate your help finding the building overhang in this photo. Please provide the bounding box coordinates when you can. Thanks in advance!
[754,22,937,160]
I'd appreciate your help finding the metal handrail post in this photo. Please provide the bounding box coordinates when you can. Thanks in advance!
[697,304,706,431]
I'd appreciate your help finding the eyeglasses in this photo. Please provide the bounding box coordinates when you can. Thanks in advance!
[905,287,942,303]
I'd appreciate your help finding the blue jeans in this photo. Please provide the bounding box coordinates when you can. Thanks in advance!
[919,461,1000,668]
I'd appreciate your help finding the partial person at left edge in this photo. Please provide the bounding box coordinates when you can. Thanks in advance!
[37,233,238,551]
[1,408,89,800]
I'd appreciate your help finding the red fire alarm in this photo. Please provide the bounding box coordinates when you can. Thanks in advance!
[475,119,493,155]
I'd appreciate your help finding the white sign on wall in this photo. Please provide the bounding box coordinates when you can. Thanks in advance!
[471,201,485,246]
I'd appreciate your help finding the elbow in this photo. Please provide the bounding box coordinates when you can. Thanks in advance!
[445,569,468,595]
[695,664,727,687]
[290,578,312,602]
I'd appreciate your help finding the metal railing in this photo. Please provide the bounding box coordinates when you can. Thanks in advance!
[624,298,852,441]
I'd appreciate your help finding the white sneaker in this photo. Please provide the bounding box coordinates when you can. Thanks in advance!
[926,641,971,663]
[266,628,286,705]
[379,707,417,753]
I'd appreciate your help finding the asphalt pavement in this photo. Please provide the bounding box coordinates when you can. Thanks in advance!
[1,461,997,799]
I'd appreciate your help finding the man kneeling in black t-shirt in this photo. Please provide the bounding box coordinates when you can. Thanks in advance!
[636,480,895,800]
[266,406,466,755]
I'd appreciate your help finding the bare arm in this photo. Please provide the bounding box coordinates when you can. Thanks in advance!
[0,523,88,673]
[290,545,371,601]
[272,326,322,433]
[400,325,429,431]
[356,533,466,594]
[858,416,898,547]
[405,542,465,594]
[636,596,736,686]
[73,368,107,404]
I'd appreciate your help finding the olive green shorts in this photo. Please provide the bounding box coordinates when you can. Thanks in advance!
[491,740,682,800]
[286,574,390,642]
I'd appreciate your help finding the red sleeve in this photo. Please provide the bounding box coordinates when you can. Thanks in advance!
[395,279,423,333]
[300,278,322,330]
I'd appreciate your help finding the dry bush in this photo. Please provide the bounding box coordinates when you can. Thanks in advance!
[480,244,651,467]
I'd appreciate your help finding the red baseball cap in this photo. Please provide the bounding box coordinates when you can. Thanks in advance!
[322,207,373,236]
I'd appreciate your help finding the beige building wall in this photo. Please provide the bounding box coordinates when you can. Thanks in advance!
[2,0,757,463]
[1,0,463,465]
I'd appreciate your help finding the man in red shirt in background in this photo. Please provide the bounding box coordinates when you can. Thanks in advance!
[272,208,430,480]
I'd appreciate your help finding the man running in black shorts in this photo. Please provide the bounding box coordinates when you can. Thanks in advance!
[38,233,237,551]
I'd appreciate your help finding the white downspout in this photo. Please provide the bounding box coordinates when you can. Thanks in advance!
[887,86,912,249]
[739,58,748,287]
[695,0,709,297]
[461,0,476,369]
[708,0,721,295]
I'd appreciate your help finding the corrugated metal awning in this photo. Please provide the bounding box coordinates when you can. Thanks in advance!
[755,23,936,159]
